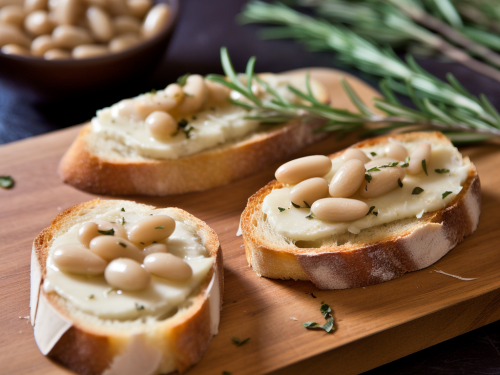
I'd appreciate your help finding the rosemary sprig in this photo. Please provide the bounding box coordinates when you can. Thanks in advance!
[239,2,500,143]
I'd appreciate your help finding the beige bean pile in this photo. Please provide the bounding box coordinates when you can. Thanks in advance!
[275,143,432,222]
[53,213,194,291]
[0,0,170,59]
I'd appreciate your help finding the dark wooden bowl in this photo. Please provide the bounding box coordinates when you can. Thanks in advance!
[0,0,180,97]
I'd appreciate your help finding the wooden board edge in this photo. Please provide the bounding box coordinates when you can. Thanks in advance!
[268,287,500,375]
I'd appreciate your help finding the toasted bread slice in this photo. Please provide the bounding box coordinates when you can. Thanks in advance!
[31,199,223,375]
[241,132,481,289]
[59,73,329,196]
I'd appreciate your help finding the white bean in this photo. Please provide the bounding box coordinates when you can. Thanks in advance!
[205,79,230,104]
[105,258,150,291]
[341,148,370,164]
[111,98,141,119]
[44,47,70,59]
[52,25,92,48]
[136,95,177,119]
[89,236,143,262]
[53,245,107,275]
[359,164,406,199]
[128,215,176,246]
[86,6,114,42]
[143,253,192,281]
[142,243,168,256]
[275,155,332,185]
[53,0,80,25]
[311,198,370,222]
[289,177,328,207]
[24,0,47,13]
[113,15,141,34]
[108,32,138,52]
[31,34,56,56]
[24,10,53,36]
[385,143,408,161]
[1,43,30,55]
[107,0,130,16]
[175,74,208,115]
[72,43,108,58]
[145,111,177,140]
[407,143,431,175]
[329,159,365,198]
[0,5,25,26]
[142,3,169,38]
[164,83,184,102]
[0,22,30,47]
[127,0,151,18]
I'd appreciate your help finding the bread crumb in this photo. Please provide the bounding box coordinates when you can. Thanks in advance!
[290,317,298,321]
[434,269,477,281]
[416,209,425,219]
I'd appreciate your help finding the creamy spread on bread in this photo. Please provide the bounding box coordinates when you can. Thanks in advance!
[44,207,213,320]
[90,74,318,159]
[262,140,470,241]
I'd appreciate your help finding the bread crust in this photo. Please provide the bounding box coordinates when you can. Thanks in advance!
[241,132,481,289]
[31,199,224,375]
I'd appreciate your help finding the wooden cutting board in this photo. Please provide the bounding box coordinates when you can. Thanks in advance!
[1,68,500,375]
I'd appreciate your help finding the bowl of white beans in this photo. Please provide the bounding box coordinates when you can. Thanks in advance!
[0,0,179,94]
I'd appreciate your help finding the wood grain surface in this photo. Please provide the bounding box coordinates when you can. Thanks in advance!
[1,68,499,375]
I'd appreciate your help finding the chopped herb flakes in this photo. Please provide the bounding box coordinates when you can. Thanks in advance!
[121,217,126,225]
[303,301,336,333]
[422,160,428,176]
[178,118,189,128]
[366,206,376,215]
[183,126,194,139]
[398,178,403,188]
[291,201,301,209]
[306,292,317,298]
[373,211,378,216]
[135,303,145,310]
[442,191,453,199]
[155,226,165,229]
[118,242,127,248]
[231,337,250,347]
[87,294,95,300]
[303,201,311,208]
[278,207,286,212]
[412,187,424,195]
[305,212,316,220]
[380,162,399,168]
[435,169,450,174]
[176,73,190,86]
[98,228,115,236]
[0,175,14,189]
[370,152,377,156]
[364,173,372,183]
[401,157,410,168]
[121,207,125,212]
[366,167,380,173]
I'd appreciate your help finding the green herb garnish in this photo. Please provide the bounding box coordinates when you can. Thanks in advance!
[364,173,372,183]
[401,157,410,168]
[366,206,376,215]
[422,160,428,176]
[87,294,95,300]
[305,212,316,220]
[135,303,145,310]
[183,125,195,139]
[380,162,399,168]
[121,217,126,225]
[178,118,188,128]
[412,187,424,195]
[373,211,378,216]
[121,207,125,212]
[370,152,377,157]
[303,201,311,208]
[155,226,165,229]
[435,169,450,174]
[366,167,380,172]
[98,228,115,236]
[442,191,453,199]
[303,301,336,333]
[291,201,301,209]
[0,176,14,189]
[176,73,190,86]
[231,337,250,347]
[398,178,403,188]
[118,242,126,248]
[278,207,286,212]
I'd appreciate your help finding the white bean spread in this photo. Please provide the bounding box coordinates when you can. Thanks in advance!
[91,74,316,159]
[263,140,470,241]
[44,207,213,320]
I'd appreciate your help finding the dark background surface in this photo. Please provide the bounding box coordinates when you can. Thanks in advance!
[2,0,500,373]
